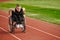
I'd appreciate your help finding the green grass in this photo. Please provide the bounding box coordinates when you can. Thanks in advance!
[15,0,60,9]
[0,0,60,25]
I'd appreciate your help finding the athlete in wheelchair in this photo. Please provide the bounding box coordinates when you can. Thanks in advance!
[9,4,26,33]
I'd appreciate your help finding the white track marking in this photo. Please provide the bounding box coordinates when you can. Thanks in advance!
[26,25,60,39]
[0,15,60,39]
[0,27,21,40]
[0,15,8,18]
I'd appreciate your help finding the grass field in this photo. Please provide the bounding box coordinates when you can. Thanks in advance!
[0,0,60,25]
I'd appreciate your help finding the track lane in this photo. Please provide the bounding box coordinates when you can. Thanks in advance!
[0,29,16,40]
[26,17,60,37]
[0,27,21,40]
[0,10,60,40]
[0,16,60,40]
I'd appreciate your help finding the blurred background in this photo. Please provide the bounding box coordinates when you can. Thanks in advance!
[0,0,60,25]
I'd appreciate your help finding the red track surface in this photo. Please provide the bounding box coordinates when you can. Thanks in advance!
[0,10,60,40]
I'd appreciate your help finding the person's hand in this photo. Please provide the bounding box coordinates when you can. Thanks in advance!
[8,15,11,18]
[24,15,25,17]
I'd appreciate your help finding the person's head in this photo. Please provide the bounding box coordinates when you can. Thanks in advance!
[16,4,21,12]
[16,4,20,7]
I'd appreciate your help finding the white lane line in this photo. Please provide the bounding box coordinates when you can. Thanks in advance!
[0,15,60,39]
[26,25,60,39]
[0,15,8,18]
[0,27,21,40]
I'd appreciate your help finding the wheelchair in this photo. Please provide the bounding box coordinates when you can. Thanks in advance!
[9,15,26,33]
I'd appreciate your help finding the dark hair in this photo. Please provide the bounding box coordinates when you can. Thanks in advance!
[16,4,20,7]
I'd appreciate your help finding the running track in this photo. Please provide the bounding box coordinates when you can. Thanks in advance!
[0,10,60,40]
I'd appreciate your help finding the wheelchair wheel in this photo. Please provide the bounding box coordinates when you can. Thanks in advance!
[9,17,15,33]
[21,19,26,32]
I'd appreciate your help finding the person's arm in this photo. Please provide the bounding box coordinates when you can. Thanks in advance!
[9,9,12,17]
[22,8,26,17]
[8,8,15,17]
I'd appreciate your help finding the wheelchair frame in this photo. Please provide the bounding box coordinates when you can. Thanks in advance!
[8,16,26,33]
